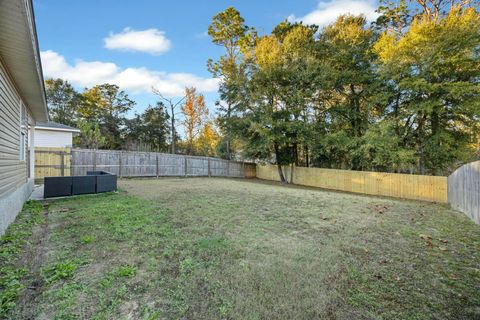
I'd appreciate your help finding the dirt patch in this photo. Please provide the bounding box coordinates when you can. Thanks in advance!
[13,203,50,318]
[368,203,390,214]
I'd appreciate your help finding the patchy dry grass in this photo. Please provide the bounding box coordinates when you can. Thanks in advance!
[1,178,479,319]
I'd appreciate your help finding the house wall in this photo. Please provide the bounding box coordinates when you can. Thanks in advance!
[35,130,73,148]
[0,58,34,235]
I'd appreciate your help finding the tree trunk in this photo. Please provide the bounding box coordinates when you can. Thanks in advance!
[294,143,299,166]
[226,140,231,160]
[305,144,309,167]
[417,114,427,174]
[274,143,286,183]
[290,163,294,184]
[431,108,439,136]
[277,163,286,183]
[226,103,231,160]
[418,146,426,175]
[170,105,176,154]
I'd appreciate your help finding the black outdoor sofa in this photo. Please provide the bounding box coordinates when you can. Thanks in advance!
[44,171,117,198]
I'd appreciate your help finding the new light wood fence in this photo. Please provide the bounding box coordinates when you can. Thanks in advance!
[448,161,480,224]
[34,147,71,183]
[256,165,448,203]
[70,149,256,178]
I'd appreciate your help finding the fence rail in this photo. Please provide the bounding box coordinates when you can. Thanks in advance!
[71,149,256,178]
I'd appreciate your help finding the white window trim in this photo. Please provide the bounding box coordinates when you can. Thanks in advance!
[19,99,26,162]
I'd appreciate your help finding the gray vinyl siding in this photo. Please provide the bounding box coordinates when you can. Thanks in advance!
[0,59,29,198]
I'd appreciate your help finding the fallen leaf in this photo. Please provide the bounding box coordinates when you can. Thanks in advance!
[439,246,448,251]
[419,234,432,240]
[419,234,434,246]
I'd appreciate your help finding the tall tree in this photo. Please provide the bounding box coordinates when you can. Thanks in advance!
[374,6,480,174]
[195,121,220,156]
[79,84,134,149]
[124,102,170,151]
[44,78,79,126]
[207,7,254,159]
[152,88,185,154]
[312,15,384,170]
[237,23,318,182]
[208,5,480,176]
[76,119,106,149]
[181,87,209,155]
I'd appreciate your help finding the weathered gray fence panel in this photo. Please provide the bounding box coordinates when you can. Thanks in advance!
[71,149,95,176]
[157,153,185,176]
[210,159,228,176]
[228,161,243,177]
[186,157,209,176]
[96,150,121,175]
[448,161,480,224]
[71,149,254,179]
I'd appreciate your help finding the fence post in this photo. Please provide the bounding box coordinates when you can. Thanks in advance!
[93,149,97,172]
[227,160,230,177]
[208,158,211,177]
[69,149,72,176]
[156,153,159,178]
[184,156,188,177]
[119,151,123,177]
[60,151,65,176]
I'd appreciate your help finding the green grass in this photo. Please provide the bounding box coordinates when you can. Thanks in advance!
[1,178,479,319]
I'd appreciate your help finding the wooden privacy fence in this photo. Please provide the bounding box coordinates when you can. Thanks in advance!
[34,147,71,183]
[33,148,480,223]
[71,149,256,178]
[448,161,480,224]
[256,165,448,203]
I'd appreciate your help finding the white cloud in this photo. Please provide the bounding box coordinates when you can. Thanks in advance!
[195,31,209,39]
[104,28,171,55]
[289,0,379,27]
[40,50,219,97]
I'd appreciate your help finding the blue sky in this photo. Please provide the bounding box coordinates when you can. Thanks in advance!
[34,0,379,118]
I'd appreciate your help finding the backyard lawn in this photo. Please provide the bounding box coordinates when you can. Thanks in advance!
[1,178,479,319]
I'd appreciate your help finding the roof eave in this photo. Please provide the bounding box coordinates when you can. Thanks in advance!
[35,126,80,133]
[0,0,49,122]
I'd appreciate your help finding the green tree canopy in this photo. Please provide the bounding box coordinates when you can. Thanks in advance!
[45,78,80,127]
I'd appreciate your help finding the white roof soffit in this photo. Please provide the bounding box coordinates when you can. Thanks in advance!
[0,0,48,122]
[35,126,81,133]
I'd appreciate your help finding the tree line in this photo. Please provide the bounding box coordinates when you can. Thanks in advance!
[207,0,480,178]
[45,80,219,156]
